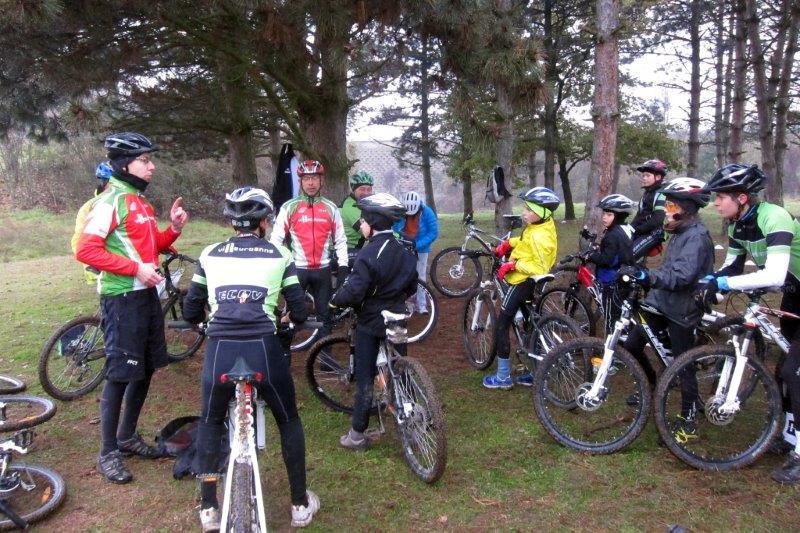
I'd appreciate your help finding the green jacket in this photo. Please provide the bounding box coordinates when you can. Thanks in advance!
[340,195,364,250]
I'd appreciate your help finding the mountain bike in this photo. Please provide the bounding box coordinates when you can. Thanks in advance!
[653,287,787,471]
[0,377,25,396]
[288,279,439,352]
[430,213,522,298]
[535,250,602,337]
[531,277,765,454]
[460,250,584,375]
[38,252,205,401]
[0,394,56,433]
[0,429,66,530]
[306,309,447,483]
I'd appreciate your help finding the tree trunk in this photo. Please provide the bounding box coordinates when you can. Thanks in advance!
[227,130,258,186]
[713,0,727,168]
[461,168,474,219]
[728,0,747,163]
[541,0,558,191]
[527,151,538,187]
[686,0,702,178]
[495,83,515,233]
[771,0,799,206]
[585,0,619,236]
[557,149,575,220]
[217,56,258,186]
[419,35,437,213]
[745,0,778,200]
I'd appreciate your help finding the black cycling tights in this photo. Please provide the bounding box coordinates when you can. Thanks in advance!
[195,335,307,507]
[778,282,800,427]
[298,266,333,337]
[100,371,154,456]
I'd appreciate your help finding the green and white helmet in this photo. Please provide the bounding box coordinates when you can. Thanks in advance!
[349,171,374,189]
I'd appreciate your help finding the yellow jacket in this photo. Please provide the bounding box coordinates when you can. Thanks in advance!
[72,195,100,285]
[505,217,558,285]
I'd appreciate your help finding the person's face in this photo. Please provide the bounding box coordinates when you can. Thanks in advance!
[126,154,155,181]
[664,199,686,225]
[712,192,748,220]
[359,218,371,238]
[301,174,323,196]
[601,211,615,229]
[353,184,373,200]
[640,171,661,188]
[522,205,541,224]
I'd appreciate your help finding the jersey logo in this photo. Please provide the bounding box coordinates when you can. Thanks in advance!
[217,288,265,303]
[133,213,156,225]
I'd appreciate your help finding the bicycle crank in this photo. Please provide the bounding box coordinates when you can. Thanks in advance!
[576,382,607,411]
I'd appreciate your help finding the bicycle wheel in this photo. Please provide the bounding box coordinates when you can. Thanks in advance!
[0,464,66,531]
[0,396,56,432]
[0,376,25,395]
[38,315,105,401]
[391,357,447,483]
[406,280,438,343]
[536,286,598,337]
[430,246,482,298]
[532,338,650,454]
[461,288,497,370]
[654,344,781,471]
[227,460,256,532]
[162,291,205,362]
[526,313,584,373]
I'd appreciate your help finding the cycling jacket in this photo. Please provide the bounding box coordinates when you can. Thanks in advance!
[339,194,364,250]
[589,223,634,284]
[631,185,666,237]
[75,177,179,296]
[71,193,101,285]
[716,202,800,290]
[182,233,309,338]
[393,204,439,253]
[505,217,558,285]
[269,192,347,270]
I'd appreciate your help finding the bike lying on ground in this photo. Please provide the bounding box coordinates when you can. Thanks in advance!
[430,213,522,298]
[531,276,765,455]
[306,309,447,483]
[38,252,205,401]
[654,288,786,471]
[461,250,584,376]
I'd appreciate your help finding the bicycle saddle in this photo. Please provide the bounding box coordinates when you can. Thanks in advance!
[532,273,555,284]
[220,357,262,384]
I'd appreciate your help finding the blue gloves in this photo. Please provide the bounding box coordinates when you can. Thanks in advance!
[617,265,650,288]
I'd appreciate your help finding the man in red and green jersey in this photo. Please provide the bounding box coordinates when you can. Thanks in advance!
[76,132,189,485]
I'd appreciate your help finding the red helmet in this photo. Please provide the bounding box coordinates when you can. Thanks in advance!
[636,159,667,176]
[297,160,325,177]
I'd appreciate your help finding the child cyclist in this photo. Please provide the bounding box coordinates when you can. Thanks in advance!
[330,193,419,450]
[485,187,560,389]
[696,164,800,484]
[588,194,636,332]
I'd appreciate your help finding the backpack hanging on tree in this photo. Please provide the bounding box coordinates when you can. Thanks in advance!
[272,143,298,212]
[485,165,512,203]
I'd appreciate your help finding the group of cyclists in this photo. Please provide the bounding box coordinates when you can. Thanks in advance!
[71,130,800,530]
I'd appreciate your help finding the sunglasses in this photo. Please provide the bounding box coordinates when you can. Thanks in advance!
[664,200,682,213]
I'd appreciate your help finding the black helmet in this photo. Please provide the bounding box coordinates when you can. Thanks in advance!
[597,194,636,214]
[705,164,766,194]
[660,177,710,207]
[357,192,406,230]
[636,159,667,176]
[104,132,159,158]
[223,187,274,229]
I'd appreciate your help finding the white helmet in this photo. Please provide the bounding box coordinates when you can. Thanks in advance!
[400,191,422,215]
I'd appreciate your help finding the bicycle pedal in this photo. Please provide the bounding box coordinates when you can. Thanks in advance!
[12,429,34,450]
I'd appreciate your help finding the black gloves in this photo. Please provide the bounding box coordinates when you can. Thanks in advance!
[617,265,651,288]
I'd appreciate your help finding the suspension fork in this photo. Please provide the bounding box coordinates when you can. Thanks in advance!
[713,333,753,414]
[584,312,631,401]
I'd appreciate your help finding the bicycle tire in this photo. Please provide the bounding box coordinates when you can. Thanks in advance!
[0,396,56,432]
[430,246,482,298]
[282,292,321,353]
[536,286,599,337]
[0,464,66,531]
[162,291,205,362]
[0,376,25,395]
[653,344,781,471]
[406,280,438,344]
[550,265,578,287]
[38,315,105,401]
[391,357,447,483]
[526,313,584,373]
[228,460,256,532]
[532,337,650,454]
[461,288,497,370]
[701,314,767,360]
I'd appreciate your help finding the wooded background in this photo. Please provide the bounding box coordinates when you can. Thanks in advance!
[0,0,798,230]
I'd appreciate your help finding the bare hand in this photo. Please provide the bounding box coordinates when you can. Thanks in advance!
[280,314,291,324]
[170,197,189,232]
[135,263,164,288]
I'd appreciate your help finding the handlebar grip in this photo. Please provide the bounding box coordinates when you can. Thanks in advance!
[166,320,199,331]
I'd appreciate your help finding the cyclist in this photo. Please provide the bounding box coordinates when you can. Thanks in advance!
[696,164,800,484]
[394,191,439,314]
[618,178,714,437]
[270,159,348,340]
[71,162,112,285]
[330,192,418,450]
[340,170,375,255]
[588,194,636,332]
[183,187,319,530]
[630,159,668,261]
[485,187,560,389]
[75,132,189,484]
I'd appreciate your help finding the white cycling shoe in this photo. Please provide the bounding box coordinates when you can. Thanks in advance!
[291,490,320,528]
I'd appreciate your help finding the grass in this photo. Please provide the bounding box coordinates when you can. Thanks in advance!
[2,205,800,530]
